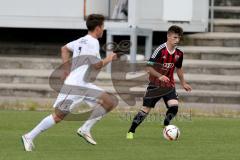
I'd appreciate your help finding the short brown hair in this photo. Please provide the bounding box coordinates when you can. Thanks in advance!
[167,25,183,37]
[86,14,105,31]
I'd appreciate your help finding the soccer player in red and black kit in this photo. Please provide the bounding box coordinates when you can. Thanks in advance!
[126,25,192,139]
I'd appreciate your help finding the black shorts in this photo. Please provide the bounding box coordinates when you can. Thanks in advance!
[143,85,178,108]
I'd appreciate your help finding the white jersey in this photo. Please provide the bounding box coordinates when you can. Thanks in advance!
[53,35,103,109]
[64,34,101,86]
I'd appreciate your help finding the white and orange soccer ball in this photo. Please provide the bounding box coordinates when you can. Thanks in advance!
[163,125,180,141]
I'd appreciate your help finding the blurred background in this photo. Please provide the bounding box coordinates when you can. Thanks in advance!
[0,0,239,116]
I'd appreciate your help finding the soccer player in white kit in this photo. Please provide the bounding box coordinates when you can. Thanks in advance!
[21,14,118,151]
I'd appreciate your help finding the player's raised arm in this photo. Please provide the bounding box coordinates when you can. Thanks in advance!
[91,52,117,70]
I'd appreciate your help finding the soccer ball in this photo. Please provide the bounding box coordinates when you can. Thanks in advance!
[163,125,180,141]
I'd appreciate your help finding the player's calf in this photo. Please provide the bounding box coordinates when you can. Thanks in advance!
[164,105,178,126]
[128,108,150,133]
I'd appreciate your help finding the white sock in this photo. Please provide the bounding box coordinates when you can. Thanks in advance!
[80,106,107,133]
[25,115,56,140]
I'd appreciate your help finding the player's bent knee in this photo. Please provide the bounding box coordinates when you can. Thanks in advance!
[52,113,63,123]
[106,94,118,109]
[53,110,67,123]
[100,93,118,111]
[110,94,119,107]
[167,99,178,107]
[141,106,151,114]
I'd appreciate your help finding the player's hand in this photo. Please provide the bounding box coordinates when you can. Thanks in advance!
[159,75,170,83]
[102,53,118,67]
[108,52,118,61]
[181,82,192,92]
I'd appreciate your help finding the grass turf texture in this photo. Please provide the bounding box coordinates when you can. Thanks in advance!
[0,110,240,160]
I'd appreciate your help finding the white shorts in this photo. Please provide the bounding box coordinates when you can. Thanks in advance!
[53,83,104,111]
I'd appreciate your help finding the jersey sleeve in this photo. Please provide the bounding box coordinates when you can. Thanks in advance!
[175,53,183,68]
[66,40,78,52]
[88,40,101,64]
[147,48,161,66]
[94,41,101,59]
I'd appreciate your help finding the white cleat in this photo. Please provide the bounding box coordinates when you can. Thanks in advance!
[21,135,35,151]
[77,129,97,145]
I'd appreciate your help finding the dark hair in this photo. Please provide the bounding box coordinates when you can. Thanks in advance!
[167,25,183,37]
[86,14,105,31]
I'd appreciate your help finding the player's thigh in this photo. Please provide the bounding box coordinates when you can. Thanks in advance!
[143,96,161,109]
[163,89,179,108]
[53,93,84,115]
[85,83,118,110]
[143,85,162,109]
[84,83,104,99]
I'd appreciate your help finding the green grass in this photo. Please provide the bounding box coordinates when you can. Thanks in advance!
[0,110,240,160]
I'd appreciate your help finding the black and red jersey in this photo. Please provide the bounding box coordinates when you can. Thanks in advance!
[147,43,183,87]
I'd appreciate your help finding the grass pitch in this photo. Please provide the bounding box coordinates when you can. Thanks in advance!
[0,110,240,160]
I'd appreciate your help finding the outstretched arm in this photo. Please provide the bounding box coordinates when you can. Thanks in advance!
[176,68,192,92]
[92,52,117,70]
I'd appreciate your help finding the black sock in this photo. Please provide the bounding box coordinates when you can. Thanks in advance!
[128,110,148,133]
[164,106,178,126]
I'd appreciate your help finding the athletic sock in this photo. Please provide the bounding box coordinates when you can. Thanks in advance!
[164,106,178,126]
[25,114,56,140]
[128,110,148,133]
[80,105,107,133]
